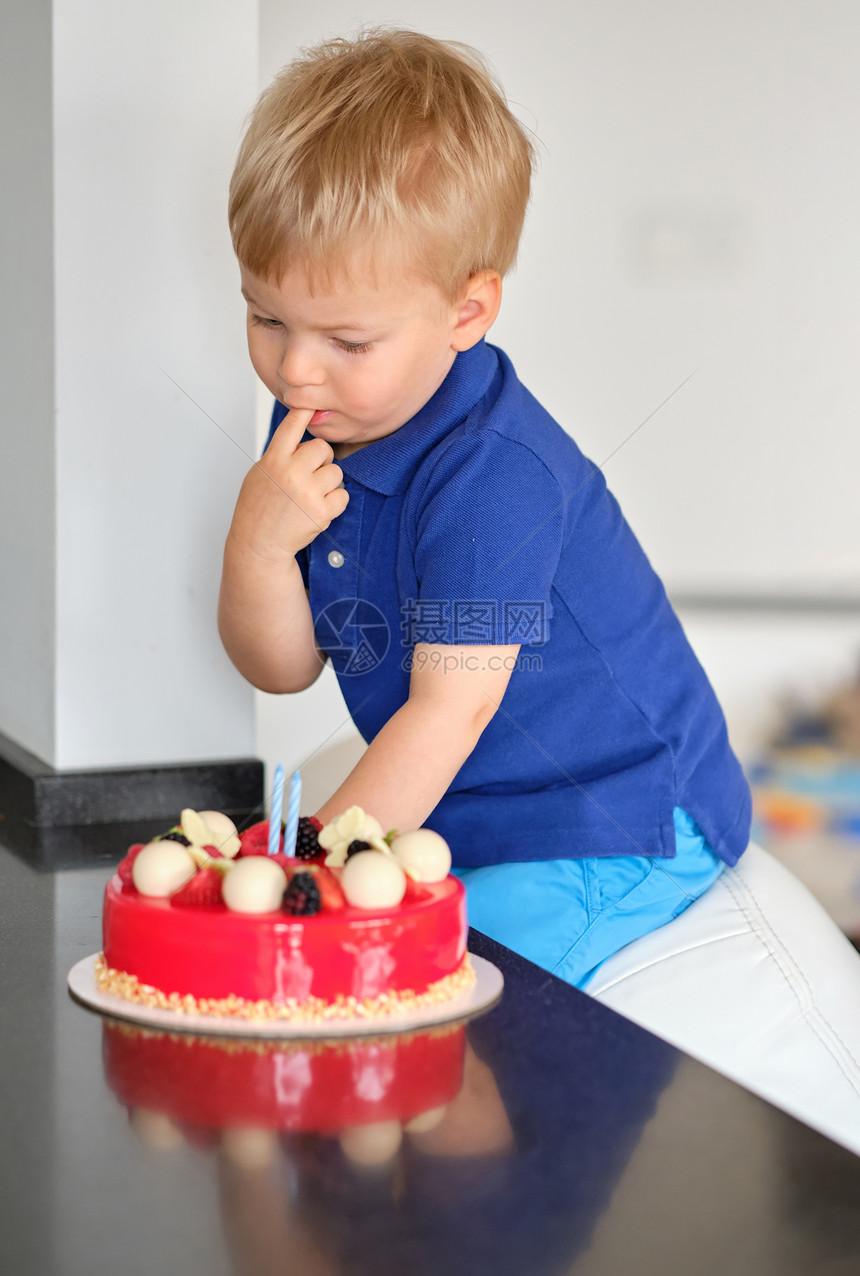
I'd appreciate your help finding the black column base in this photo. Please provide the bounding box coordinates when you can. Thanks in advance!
[0,729,264,868]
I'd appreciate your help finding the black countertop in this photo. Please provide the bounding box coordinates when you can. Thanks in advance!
[3,826,860,1276]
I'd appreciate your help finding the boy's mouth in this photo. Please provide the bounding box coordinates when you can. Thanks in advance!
[286,405,334,427]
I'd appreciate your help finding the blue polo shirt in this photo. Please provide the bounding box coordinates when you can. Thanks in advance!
[265,339,751,867]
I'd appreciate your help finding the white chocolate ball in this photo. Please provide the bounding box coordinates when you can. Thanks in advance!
[339,1120,403,1167]
[221,856,287,914]
[131,840,196,897]
[390,829,452,883]
[341,851,406,910]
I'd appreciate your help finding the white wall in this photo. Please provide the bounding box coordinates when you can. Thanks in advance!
[259,0,860,601]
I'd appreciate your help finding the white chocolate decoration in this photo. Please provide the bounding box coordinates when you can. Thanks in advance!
[221,856,287,914]
[319,804,391,867]
[390,829,452,883]
[131,840,196,897]
[197,810,241,857]
[181,808,212,845]
[212,832,241,859]
[363,812,385,841]
[187,843,216,869]
[186,844,234,874]
[341,851,406,910]
[339,1120,403,1167]
[180,807,241,859]
[197,810,237,838]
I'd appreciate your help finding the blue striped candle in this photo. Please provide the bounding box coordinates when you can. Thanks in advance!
[268,763,284,857]
[283,769,302,857]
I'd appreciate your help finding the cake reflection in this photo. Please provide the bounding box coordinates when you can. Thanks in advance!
[102,1018,466,1142]
[101,1017,521,1274]
[101,941,677,1276]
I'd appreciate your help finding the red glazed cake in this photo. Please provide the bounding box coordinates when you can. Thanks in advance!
[97,806,473,1024]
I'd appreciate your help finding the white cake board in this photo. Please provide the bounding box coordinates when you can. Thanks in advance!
[67,953,504,1040]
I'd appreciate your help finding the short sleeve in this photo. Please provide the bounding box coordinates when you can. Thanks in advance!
[410,433,564,646]
[262,398,308,588]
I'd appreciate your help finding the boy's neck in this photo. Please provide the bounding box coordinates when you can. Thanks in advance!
[332,441,367,460]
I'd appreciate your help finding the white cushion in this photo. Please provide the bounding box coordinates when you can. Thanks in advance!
[586,842,860,1156]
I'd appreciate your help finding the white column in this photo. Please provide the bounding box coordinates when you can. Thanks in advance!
[0,0,259,770]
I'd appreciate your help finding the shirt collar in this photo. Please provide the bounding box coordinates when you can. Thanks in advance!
[332,339,499,496]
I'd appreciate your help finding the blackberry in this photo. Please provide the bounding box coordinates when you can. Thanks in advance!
[283,872,322,916]
[346,840,372,859]
[160,830,191,847]
[293,815,323,860]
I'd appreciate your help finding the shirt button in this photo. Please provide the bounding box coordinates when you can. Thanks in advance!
[327,550,345,568]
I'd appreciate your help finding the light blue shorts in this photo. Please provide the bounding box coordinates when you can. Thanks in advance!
[453,806,724,991]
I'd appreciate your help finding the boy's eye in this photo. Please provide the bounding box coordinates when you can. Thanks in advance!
[333,339,373,355]
[249,315,371,354]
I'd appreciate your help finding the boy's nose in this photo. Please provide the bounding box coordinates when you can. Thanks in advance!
[278,340,325,389]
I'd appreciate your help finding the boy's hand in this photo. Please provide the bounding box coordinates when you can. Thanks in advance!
[228,408,349,563]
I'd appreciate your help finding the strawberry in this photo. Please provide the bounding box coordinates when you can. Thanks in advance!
[238,820,281,857]
[170,866,224,908]
[117,844,146,886]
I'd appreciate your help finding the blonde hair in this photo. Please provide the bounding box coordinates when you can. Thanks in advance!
[228,28,537,301]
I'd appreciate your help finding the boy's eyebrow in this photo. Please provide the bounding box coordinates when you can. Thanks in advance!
[240,287,376,332]
[241,286,271,307]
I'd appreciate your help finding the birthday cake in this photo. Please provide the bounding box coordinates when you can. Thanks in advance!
[98,805,473,1024]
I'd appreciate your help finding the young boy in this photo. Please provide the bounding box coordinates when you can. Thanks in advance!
[219,28,751,990]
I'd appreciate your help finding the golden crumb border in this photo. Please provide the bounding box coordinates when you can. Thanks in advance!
[94,952,475,1023]
[105,1016,464,1056]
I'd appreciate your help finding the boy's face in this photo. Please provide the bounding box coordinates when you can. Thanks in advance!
[240,257,467,458]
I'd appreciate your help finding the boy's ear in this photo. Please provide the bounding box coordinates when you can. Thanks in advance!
[451,271,502,350]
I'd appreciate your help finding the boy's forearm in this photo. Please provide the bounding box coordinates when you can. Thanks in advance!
[218,537,324,693]
[313,697,488,835]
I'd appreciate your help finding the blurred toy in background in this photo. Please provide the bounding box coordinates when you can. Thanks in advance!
[748,655,860,841]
